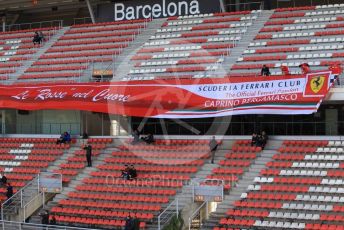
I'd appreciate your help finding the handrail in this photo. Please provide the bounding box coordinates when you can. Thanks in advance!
[0,220,101,230]
[2,20,63,32]
[225,1,263,11]
[158,199,179,230]
[188,201,208,230]
[23,191,43,221]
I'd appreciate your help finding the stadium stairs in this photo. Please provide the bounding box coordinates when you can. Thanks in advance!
[201,147,276,229]
[223,10,274,74]
[112,18,168,81]
[28,138,114,224]
[11,27,69,83]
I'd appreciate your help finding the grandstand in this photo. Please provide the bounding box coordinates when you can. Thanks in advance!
[0,0,342,230]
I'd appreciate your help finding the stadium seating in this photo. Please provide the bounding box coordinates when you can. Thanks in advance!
[206,140,261,190]
[123,11,261,81]
[51,138,215,229]
[53,138,112,183]
[19,19,150,82]
[0,27,57,83]
[231,4,344,76]
[0,137,70,201]
[214,139,344,230]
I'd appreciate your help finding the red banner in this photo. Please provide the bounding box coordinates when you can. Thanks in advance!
[0,72,334,118]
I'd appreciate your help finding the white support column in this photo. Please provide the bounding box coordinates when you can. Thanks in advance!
[219,0,226,12]
[85,0,96,24]
[1,110,5,134]
[2,17,5,32]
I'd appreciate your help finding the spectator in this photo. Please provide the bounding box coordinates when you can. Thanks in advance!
[132,217,140,230]
[299,63,310,74]
[50,215,57,225]
[38,31,45,43]
[209,136,218,164]
[83,144,92,167]
[33,31,41,45]
[6,183,13,200]
[129,165,137,179]
[122,165,130,180]
[142,133,155,144]
[251,132,257,147]
[256,134,263,148]
[132,129,140,145]
[329,63,342,85]
[0,174,7,186]
[124,215,133,230]
[82,132,89,139]
[280,65,290,75]
[261,65,271,76]
[39,210,49,225]
[261,131,268,150]
[56,132,71,144]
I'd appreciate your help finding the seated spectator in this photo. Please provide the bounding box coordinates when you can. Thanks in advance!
[33,31,41,45]
[261,65,271,76]
[82,132,89,139]
[131,129,140,145]
[299,63,310,74]
[56,132,71,144]
[0,174,7,186]
[129,165,137,179]
[39,31,45,43]
[280,65,290,75]
[121,165,130,180]
[142,133,155,144]
[251,133,257,147]
[256,134,263,148]
[50,215,57,225]
[124,215,133,230]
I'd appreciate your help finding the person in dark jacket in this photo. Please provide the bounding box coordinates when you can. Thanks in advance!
[261,65,271,76]
[6,183,13,200]
[39,210,49,225]
[142,133,155,144]
[33,31,41,45]
[261,131,268,150]
[0,174,7,185]
[50,215,57,225]
[209,136,218,164]
[132,129,140,145]
[129,165,137,179]
[83,144,92,167]
[124,215,133,230]
[251,133,257,147]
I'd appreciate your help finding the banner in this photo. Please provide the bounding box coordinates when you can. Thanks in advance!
[98,0,222,22]
[0,72,334,118]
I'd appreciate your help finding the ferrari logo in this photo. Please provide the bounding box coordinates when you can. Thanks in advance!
[310,76,325,93]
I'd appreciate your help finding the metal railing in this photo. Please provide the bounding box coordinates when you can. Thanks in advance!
[131,121,344,136]
[1,20,63,32]
[225,1,263,11]
[73,17,92,26]
[158,199,179,230]
[0,220,101,230]
[188,201,209,230]
[14,122,81,135]
[1,175,40,221]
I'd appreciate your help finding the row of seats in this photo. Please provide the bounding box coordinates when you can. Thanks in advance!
[231,4,344,75]
[51,138,210,229]
[214,137,344,229]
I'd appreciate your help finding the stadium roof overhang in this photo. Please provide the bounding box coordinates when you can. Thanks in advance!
[0,0,110,14]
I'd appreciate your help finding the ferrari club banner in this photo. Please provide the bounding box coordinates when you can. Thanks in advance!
[0,71,335,118]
